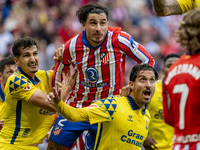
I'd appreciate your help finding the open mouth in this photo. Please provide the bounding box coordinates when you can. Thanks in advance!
[143,90,151,99]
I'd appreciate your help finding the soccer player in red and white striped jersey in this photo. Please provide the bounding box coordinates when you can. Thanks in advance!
[163,10,200,150]
[48,3,154,150]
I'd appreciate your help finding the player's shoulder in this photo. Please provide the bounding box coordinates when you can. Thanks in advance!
[35,70,53,77]
[144,109,151,120]
[7,71,25,82]
[6,72,32,93]
[98,96,118,104]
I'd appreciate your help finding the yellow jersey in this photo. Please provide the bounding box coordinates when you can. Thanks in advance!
[0,67,56,149]
[147,80,174,150]
[56,95,151,150]
[177,0,200,13]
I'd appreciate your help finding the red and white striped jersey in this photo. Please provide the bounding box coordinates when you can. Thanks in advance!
[163,53,200,149]
[53,26,154,108]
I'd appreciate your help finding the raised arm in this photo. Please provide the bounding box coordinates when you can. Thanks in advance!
[152,0,183,16]
[29,90,57,112]
[47,69,88,122]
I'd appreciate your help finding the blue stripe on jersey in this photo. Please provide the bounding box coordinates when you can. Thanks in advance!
[95,123,103,150]
[0,84,5,102]
[10,100,22,144]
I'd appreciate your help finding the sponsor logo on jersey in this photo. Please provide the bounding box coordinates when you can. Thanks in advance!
[22,128,30,137]
[39,109,56,115]
[53,125,62,135]
[121,130,144,148]
[23,85,31,90]
[128,115,133,122]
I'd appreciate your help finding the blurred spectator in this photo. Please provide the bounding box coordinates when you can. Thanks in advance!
[0,21,14,57]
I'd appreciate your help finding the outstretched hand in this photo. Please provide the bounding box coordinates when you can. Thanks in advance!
[119,85,131,96]
[61,68,78,92]
[54,44,64,62]
[49,68,78,103]
[47,87,61,105]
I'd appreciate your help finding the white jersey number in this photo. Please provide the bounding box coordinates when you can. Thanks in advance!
[173,84,189,130]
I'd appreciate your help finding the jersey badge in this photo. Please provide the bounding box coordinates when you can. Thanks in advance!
[100,52,110,64]
[53,125,62,135]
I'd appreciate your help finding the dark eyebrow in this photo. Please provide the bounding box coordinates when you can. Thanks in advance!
[89,18,107,21]
[22,52,30,55]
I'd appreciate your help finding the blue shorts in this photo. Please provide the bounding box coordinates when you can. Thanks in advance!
[49,114,98,148]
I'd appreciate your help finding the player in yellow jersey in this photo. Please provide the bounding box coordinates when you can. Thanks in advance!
[47,64,158,150]
[143,53,180,150]
[152,0,200,16]
[0,36,58,150]
[0,56,17,130]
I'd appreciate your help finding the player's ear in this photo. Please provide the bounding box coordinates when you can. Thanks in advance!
[129,81,134,91]
[0,72,2,81]
[82,22,86,30]
[14,57,19,65]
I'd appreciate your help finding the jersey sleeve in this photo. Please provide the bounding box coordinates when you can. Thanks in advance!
[176,0,194,13]
[55,98,115,124]
[117,31,155,66]
[162,78,174,126]
[52,42,71,88]
[6,75,38,102]
[85,100,113,124]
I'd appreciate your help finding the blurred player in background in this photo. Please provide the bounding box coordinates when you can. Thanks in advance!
[144,53,180,150]
[0,56,17,130]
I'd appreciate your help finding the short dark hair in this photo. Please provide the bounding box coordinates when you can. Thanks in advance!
[163,53,180,64]
[130,64,158,82]
[76,3,108,24]
[12,36,37,58]
[0,56,15,73]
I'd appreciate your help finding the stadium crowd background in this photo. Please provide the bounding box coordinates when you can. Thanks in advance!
[0,0,185,85]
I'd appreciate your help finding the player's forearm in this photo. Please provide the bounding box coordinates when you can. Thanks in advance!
[54,100,89,122]
[152,0,183,16]
[61,86,71,101]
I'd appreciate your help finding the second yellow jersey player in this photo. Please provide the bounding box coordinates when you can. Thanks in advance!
[147,80,174,150]
[55,95,151,150]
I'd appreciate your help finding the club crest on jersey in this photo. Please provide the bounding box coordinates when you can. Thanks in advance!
[100,52,110,64]
[53,125,62,135]
[23,85,31,90]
